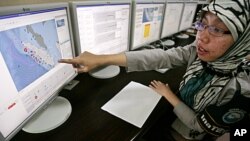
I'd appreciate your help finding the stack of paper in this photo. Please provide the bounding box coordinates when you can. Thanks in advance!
[101,81,162,128]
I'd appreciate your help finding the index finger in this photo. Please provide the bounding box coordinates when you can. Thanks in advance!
[58,58,78,64]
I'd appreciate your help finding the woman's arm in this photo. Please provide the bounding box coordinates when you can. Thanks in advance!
[60,44,196,73]
[59,51,127,73]
[125,45,195,72]
[149,80,204,132]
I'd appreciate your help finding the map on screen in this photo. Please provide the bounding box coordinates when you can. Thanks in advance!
[0,19,61,91]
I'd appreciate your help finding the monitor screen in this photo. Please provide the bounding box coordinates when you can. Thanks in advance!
[70,1,131,55]
[178,2,198,31]
[130,0,165,50]
[161,2,184,38]
[0,3,77,141]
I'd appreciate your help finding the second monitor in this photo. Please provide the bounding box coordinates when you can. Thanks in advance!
[70,0,131,79]
[130,0,165,50]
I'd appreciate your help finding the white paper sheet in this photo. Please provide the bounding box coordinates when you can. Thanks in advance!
[101,81,162,128]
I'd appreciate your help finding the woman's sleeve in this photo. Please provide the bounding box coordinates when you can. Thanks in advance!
[125,45,195,72]
[173,102,204,132]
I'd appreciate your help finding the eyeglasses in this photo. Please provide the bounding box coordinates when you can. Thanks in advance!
[194,21,231,37]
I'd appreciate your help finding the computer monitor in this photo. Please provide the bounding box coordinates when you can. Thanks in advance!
[160,2,184,38]
[178,2,198,31]
[0,3,77,141]
[130,0,165,50]
[70,1,131,79]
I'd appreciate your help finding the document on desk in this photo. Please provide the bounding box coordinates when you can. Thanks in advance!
[101,81,162,128]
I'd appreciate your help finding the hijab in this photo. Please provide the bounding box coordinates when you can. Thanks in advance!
[179,0,250,112]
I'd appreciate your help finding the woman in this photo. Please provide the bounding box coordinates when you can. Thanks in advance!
[60,0,250,140]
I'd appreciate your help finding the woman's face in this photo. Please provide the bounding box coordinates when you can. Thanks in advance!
[196,12,234,62]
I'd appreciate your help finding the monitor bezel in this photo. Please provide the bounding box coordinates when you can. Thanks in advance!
[0,3,77,141]
[130,0,166,50]
[70,0,132,56]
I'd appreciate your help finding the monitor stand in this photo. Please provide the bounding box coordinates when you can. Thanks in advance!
[89,65,120,79]
[162,39,175,50]
[176,33,189,39]
[22,96,72,133]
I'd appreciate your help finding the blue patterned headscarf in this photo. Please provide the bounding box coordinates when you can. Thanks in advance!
[179,0,250,112]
